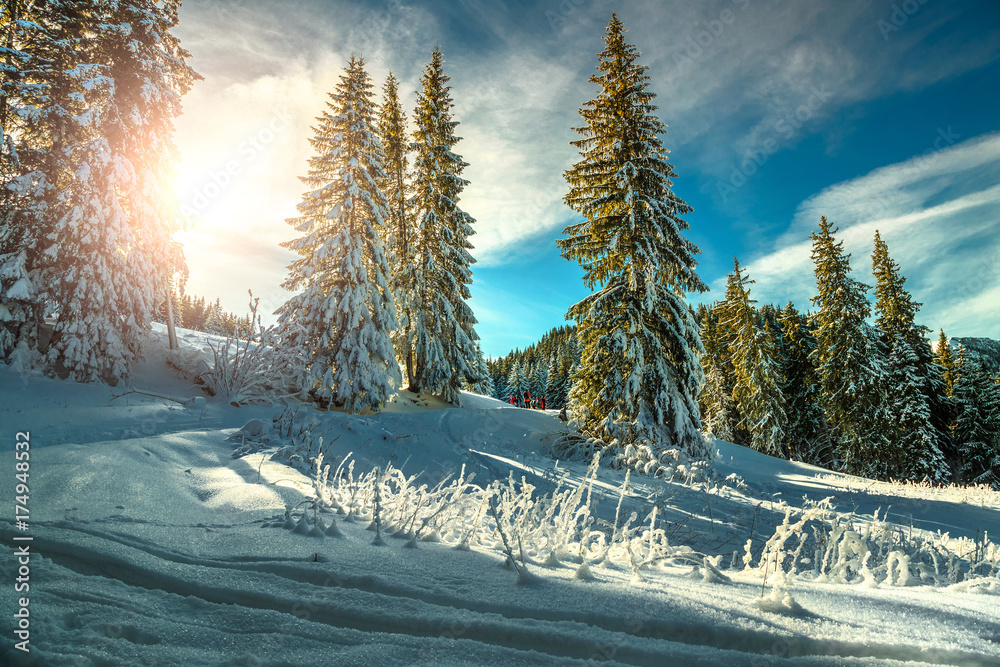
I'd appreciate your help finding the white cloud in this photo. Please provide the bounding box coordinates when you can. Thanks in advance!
[167,0,999,330]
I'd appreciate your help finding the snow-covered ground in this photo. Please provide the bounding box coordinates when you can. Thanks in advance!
[2,326,999,666]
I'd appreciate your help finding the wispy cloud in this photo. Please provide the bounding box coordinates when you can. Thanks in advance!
[169,0,999,335]
[723,131,1000,337]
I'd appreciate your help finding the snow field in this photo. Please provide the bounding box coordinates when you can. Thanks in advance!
[2,325,1000,664]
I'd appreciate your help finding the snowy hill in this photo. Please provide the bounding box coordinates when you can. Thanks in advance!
[2,326,999,665]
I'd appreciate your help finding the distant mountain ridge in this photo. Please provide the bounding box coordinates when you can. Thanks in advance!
[932,336,1000,374]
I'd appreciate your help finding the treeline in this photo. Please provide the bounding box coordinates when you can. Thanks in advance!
[497,219,1000,487]
[698,218,1000,486]
[476,325,579,408]
[152,290,251,338]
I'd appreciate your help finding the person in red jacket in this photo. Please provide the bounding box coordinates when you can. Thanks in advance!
[523,390,531,409]
[540,395,547,410]
[509,395,516,406]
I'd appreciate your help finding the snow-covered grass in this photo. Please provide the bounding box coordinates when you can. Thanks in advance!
[2,324,1000,665]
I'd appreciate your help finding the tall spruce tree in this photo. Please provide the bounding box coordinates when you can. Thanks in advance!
[559,14,709,458]
[277,56,400,412]
[810,216,887,475]
[871,231,949,480]
[14,1,197,383]
[953,355,1000,486]
[376,72,416,388]
[776,303,828,465]
[883,331,949,480]
[719,259,787,457]
[698,307,739,443]
[507,359,528,402]
[1,0,75,363]
[408,46,479,404]
[935,329,958,397]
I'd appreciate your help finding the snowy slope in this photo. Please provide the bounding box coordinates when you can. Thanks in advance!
[2,327,999,666]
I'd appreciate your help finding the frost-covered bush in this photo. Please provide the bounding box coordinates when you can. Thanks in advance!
[548,428,714,485]
[746,500,999,590]
[292,449,720,584]
[200,292,299,404]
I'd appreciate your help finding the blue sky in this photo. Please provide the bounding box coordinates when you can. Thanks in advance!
[171,0,1000,358]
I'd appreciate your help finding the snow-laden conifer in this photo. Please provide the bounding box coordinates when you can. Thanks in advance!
[2,2,88,364]
[698,305,743,445]
[408,47,480,404]
[884,332,949,481]
[953,356,1000,486]
[870,232,951,480]
[42,1,196,383]
[277,56,400,412]
[468,344,494,396]
[776,303,828,465]
[559,14,709,458]
[719,260,787,457]
[376,72,416,388]
[507,360,528,402]
[810,216,886,475]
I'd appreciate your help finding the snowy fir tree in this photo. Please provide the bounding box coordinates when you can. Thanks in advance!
[810,216,887,475]
[376,71,416,388]
[558,15,709,459]
[528,358,548,399]
[277,56,400,413]
[871,231,949,481]
[697,308,737,443]
[544,353,563,405]
[776,303,829,465]
[407,46,480,404]
[466,344,494,396]
[882,331,948,481]
[1,0,197,383]
[0,249,38,364]
[935,329,958,397]
[1,1,88,364]
[952,355,1000,486]
[507,360,528,401]
[718,260,787,458]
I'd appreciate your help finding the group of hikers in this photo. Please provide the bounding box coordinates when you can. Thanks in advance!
[509,390,547,410]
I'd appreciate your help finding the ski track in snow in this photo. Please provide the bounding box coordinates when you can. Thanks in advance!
[2,331,1000,665]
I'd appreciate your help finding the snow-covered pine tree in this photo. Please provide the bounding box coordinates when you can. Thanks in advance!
[698,306,740,444]
[528,356,547,400]
[871,231,949,481]
[883,331,949,481]
[935,329,957,397]
[558,14,709,459]
[58,2,194,382]
[277,56,400,413]
[810,216,887,476]
[377,71,416,388]
[507,360,527,402]
[953,355,1000,486]
[491,359,509,400]
[544,352,561,405]
[468,344,494,396]
[1,0,86,363]
[0,249,38,364]
[776,303,828,465]
[718,259,787,457]
[408,47,480,404]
